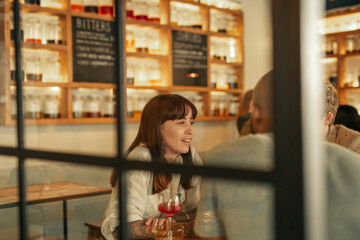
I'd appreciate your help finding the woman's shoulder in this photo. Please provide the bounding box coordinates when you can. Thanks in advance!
[127,146,152,162]
[190,145,203,166]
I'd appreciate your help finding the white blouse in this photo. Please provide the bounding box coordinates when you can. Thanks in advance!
[101,145,203,240]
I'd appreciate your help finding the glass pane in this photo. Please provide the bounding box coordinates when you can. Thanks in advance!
[0,157,20,238]
[24,159,112,239]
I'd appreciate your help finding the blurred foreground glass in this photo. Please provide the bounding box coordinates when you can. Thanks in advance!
[155,222,184,240]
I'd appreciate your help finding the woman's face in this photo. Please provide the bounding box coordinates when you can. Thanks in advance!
[161,108,194,163]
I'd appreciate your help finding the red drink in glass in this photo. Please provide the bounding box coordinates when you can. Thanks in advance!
[158,202,183,217]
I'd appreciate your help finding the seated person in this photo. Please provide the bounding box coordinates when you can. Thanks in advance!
[325,82,360,154]
[101,94,203,240]
[194,71,360,240]
[333,104,360,132]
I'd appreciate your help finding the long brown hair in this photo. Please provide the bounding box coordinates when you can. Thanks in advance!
[110,94,198,193]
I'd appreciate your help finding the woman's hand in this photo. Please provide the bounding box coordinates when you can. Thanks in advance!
[144,217,169,233]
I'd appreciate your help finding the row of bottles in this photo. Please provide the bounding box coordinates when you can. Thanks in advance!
[126,26,164,54]
[211,94,239,117]
[126,0,160,23]
[10,0,114,16]
[10,50,63,83]
[211,65,237,90]
[126,58,162,86]
[325,34,360,55]
[211,37,241,63]
[72,93,116,118]
[170,2,202,29]
[196,0,241,10]
[319,14,360,34]
[210,9,238,35]
[11,14,63,45]
[71,0,114,16]
[11,93,61,119]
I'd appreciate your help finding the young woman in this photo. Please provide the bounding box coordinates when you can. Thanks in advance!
[101,94,203,240]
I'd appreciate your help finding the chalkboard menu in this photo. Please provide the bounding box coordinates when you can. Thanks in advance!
[72,16,116,83]
[326,0,360,10]
[172,30,207,86]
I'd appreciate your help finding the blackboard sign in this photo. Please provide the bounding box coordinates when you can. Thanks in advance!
[72,16,116,83]
[172,30,207,86]
[326,0,360,10]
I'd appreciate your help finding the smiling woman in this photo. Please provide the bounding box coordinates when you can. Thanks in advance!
[101,94,203,240]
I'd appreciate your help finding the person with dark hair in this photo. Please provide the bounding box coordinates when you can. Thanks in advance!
[325,82,360,154]
[333,105,360,132]
[102,94,203,240]
[236,89,253,135]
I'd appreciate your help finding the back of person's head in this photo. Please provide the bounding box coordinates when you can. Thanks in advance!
[240,89,254,115]
[325,81,339,126]
[251,70,274,133]
[334,105,360,132]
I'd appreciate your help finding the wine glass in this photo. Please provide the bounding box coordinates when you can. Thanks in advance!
[158,192,182,227]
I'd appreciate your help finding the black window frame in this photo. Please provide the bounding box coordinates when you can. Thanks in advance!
[6,0,305,239]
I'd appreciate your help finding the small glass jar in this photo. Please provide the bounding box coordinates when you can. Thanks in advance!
[85,95,101,117]
[346,35,356,53]
[72,94,84,118]
[26,56,43,82]
[10,14,24,42]
[99,0,114,17]
[126,29,135,52]
[46,20,62,45]
[40,0,63,9]
[133,0,148,20]
[126,0,134,19]
[83,0,99,13]
[25,94,42,119]
[43,56,62,82]
[126,62,135,84]
[228,97,239,116]
[71,0,83,11]
[25,18,42,43]
[10,52,25,82]
[102,95,116,117]
[147,0,160,23]
[44,94,61,118]
[135,31,149,53]
[24,0,40,5]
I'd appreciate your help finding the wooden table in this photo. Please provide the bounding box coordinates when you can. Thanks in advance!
[0,181,112,240]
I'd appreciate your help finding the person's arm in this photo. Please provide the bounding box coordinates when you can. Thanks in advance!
[113,220,152,240]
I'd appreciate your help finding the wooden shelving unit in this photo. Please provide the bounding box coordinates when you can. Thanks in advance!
[1,0,244,125]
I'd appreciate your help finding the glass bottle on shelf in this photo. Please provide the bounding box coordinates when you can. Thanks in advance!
[148,62,161,86]
[133,0,148,20]
[11,95,17,120]
[191,10,202,29]
[148,31,161,54]
[25,94,42,119]
[44,94,61,118]
[135,31,149,53]
[148,0,160,23]
[25,18,42,43]
[170,4,179,26]
[228,97,239,116]
[85,95,101,117]
[126,0,134,19]
[193,96,204,116]
[99,0,114,17]
[346,35,356,53]
[24,0,40,5]
[134,62,149,86]
[10,14,24,42]
[210,68,218,88]
[25,56,43,82]
[218,97,228,116]
[227,39,238,62]
[10,52,24,82]
[71,0,83,11]
[211,97,219,116]
[72,94,84,118]
[83,0,99,13]
[126,29,135,52]
[102,95,116,117]
[46,20,62,45]
[126,62,135,84]
[43,56,62,82]
[331,38,338,55]
[40,0,63,9]
[127,95,134,118]
[357,34,360,53]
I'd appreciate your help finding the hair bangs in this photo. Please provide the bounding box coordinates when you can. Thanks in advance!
[161,96,197,123]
